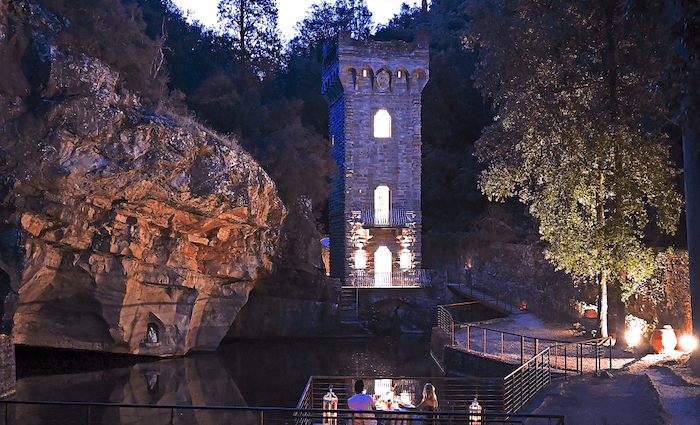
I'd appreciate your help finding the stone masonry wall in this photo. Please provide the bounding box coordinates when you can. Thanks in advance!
[325,32,429,282]
[328,98,347,279]
[0,335,15,397]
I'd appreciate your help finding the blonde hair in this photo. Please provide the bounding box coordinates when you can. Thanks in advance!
[423,383,438,405]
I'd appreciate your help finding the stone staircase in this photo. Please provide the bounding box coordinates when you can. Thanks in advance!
[339,287,359,323]
[446,283,523,315]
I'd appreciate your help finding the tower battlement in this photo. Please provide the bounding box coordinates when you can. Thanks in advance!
[323,32,430,104]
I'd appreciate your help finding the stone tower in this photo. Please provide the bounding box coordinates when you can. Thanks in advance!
[322,32,429,286]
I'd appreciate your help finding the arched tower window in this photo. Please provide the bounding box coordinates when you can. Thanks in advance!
[374,185,391,226]
[374,109,391,138]
[346,67,357,90]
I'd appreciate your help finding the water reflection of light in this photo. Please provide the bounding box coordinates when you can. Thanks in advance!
[16,335,435,421]
[374,378,392,396]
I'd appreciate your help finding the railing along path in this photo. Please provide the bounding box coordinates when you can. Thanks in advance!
[438,303,614,416]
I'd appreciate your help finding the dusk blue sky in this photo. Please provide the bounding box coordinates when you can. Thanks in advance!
[171,0,414,41]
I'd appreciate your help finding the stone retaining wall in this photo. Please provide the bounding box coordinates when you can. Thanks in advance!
[0,334,15,397]
[431,327,516,378]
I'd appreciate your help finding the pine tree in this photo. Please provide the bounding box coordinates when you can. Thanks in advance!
[218,0,282,69]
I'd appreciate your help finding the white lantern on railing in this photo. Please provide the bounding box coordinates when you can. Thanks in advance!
[323,385,338,425]
[469,397,482,425]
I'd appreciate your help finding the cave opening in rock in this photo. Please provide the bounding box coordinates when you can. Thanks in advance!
[146,323,159,344]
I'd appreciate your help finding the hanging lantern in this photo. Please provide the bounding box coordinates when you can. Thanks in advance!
[469,397,482,425]
[323,385,338,425]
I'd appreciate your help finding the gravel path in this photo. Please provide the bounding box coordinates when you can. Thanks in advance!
[454,313,637,373]
[452,313,700,424]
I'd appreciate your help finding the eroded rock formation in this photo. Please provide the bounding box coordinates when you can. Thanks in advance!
[0,2,285,356]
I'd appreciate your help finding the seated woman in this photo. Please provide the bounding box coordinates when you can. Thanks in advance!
[400,383,438,411]
[399,383,438,424]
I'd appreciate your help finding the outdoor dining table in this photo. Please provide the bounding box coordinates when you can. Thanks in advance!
[374,398,414,425]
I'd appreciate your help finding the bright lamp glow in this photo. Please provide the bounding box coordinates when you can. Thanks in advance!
[400,248,412,269]
[354,249,367,269]
[625,327,643,348]
[678,334,698,352]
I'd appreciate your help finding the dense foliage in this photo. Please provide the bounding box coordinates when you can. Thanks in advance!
[375,0,499,237]
[217,0,282,69]
[624,248,692,332]
[465,0,685,335]
[4,0,695,311]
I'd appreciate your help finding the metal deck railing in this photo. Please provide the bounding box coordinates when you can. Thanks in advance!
[440,303,614,371]
[503,348,551,413]
[438,303,614,416]
[549,338,614,377]
[0,399,267,424]
[0,398,564,424]
[294,376,564,424]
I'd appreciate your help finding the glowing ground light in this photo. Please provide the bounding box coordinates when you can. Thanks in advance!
[678,334,698,352]
[625,327,643,348]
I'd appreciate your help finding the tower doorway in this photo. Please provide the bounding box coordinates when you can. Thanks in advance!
[374,246,392,286]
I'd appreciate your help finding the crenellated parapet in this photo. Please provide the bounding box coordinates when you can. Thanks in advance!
[322,31,430,103]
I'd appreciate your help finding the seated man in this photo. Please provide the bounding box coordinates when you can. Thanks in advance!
[348,379,376,425]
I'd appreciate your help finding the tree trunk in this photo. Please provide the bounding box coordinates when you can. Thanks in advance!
[599,272,609,338]
[239,0,247,61]
[682,117,700,340]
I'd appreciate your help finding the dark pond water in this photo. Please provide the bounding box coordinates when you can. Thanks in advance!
[11,334,440,424]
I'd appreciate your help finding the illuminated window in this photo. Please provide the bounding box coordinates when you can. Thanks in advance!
[374,109,391,138]
[397,70,403,78]
[374,185,391,226]
[362,68,369,77]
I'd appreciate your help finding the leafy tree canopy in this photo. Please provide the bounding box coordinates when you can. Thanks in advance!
[289,0,373,55]
[465,0,684,335]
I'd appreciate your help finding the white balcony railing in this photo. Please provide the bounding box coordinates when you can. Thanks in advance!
[358,209,415,227]
[348,270,426,287]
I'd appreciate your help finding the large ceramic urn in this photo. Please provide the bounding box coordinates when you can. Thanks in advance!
[651,325,677,354]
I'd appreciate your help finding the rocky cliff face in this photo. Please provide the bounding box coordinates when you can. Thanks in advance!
[0,2,285,356]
